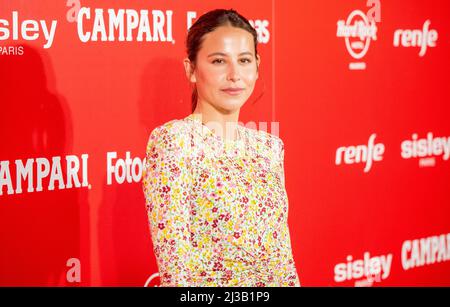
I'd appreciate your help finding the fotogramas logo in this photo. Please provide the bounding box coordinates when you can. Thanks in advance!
[336,0,381,70]
[106,151,146,185]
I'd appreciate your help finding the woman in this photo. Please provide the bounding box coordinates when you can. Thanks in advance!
[142,8,300,287]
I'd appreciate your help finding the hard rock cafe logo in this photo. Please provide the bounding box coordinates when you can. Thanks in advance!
[336,1,381,70]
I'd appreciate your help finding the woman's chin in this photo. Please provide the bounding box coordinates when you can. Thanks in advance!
[216,102,244,113]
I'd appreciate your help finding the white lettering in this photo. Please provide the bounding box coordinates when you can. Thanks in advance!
[401,233,450,270]
[107,152,145,185]
[77,8,173,43]
[335,133,385,172]
[0,11,57,49]
[334,252,393,283]
[401,132,450,161]
[393,20,438,56]
[0,155,89,196]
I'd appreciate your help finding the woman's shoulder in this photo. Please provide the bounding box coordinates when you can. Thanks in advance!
[242,125,284,153]
[146,117,192,153]
[149,117,188,136]
[240,125,285,168]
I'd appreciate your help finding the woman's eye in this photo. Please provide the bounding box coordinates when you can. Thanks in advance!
[212,58,252,64]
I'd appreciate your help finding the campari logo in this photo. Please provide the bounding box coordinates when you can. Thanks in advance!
[401,233,450,271]
[0,154,89,196]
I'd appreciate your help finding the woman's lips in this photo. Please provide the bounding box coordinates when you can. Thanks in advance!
[221,88,244,96]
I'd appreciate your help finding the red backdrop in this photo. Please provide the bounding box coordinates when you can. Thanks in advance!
[0,0,449,286]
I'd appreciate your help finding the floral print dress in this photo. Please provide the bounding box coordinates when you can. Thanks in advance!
[142,113,300,287]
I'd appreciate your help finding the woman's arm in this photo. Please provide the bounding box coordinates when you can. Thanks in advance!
[277,137,301,286]
[278,220,302,287]
[142,125,194,286]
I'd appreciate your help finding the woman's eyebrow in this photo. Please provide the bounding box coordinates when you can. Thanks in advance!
[207,52,254,57]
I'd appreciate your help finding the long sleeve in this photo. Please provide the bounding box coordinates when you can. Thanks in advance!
[277,219,301,286]
[142,126,194,286]
[277,138,301,286]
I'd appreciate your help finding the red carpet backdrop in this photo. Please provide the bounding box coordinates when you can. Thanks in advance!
[0,0,449,286]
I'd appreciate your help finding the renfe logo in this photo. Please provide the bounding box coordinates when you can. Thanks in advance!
[336,0,381,70]
[334,252,393,283]
[393,20,438,57]
[335,133,385,173]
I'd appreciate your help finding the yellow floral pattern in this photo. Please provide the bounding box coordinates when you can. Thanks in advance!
[142,114,300,287]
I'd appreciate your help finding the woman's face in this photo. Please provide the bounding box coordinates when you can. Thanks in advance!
[185,25,260,113]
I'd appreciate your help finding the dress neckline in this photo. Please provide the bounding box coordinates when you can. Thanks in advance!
[184,113,245,145]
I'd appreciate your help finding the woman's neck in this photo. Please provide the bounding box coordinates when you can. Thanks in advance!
[192,103,240,142]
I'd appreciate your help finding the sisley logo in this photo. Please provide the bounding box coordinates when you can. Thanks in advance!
[334,252,393,284]
[336,0,381,70]
[335,133,385,173]
[400,132,450,167]
[0,11,57,49]
[393,20,438,57]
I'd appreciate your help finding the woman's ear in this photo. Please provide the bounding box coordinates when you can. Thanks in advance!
[183,58,196,83]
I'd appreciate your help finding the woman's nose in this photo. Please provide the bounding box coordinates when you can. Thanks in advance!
[227,62,241,82]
